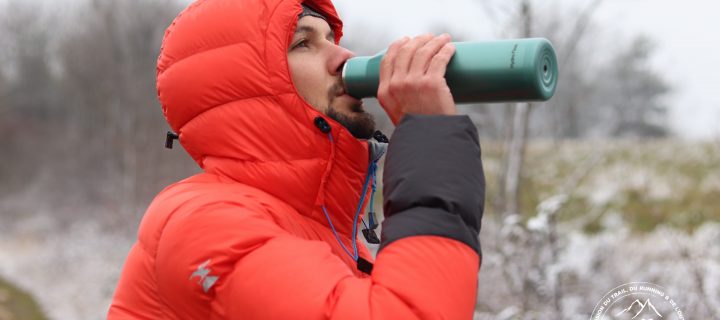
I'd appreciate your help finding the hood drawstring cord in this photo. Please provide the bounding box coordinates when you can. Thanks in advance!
[320,156,377,261]
[314,117,335,206]
[362,130,388,244]
[361,166,380,244]
[315,117,381,275]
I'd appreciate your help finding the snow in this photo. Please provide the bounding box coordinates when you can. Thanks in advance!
[0,140,718,319]
[476,219,720,318]
[1,206,718,319]
[0,215,133,320]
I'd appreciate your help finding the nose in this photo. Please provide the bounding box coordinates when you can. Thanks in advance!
[327,44,354,76]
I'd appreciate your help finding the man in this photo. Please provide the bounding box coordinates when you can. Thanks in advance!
[109,0,485,319]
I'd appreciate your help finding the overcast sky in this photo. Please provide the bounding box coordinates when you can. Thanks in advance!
[4,0,717,139]
[335,0,720,139]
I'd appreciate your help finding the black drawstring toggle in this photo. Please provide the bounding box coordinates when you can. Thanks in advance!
[373,130,389,143]
[361,227,380,244]
[165,131,179,149]
[357,257,374,275]
[314,116,331,133]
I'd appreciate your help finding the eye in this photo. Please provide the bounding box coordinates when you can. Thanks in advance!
[291,39,309,50]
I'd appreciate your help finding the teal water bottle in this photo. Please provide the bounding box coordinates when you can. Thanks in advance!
[342,38,558,103]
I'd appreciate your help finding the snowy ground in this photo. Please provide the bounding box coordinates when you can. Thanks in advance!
[472,139,720,319]
[2,214,717,320]
[0,214,133,320]
[474,219,720,319]
[1,139,718,319]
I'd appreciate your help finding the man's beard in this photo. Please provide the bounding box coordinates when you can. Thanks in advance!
[326,104,376,139]
[326,84,376,139]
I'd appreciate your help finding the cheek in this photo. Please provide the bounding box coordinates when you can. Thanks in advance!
[288,59,308,93]
[288,57,328,108]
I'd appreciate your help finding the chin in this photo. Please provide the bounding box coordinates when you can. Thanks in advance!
[350,103,365,113]
[326,106,376,140]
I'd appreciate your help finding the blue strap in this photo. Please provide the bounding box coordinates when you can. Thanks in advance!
[321,133,377,261]
[368,163,378,228]
[322,205,356,259]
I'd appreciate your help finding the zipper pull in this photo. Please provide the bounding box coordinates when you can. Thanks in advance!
[357,256,374,275]
[362,227,380,244]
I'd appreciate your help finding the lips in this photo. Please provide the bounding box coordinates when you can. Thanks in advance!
[341,93,363,106]
[334,85,363,105]
[334,85,347,97]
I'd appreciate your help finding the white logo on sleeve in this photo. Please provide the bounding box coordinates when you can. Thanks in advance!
[189,259,219,293]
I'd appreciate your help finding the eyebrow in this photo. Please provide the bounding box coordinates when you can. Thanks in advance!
[293,25,335,42]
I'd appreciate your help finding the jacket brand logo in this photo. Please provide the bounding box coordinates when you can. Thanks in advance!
[189,259,219,293]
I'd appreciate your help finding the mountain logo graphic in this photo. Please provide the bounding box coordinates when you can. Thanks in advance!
[189,259,219,293]
[614,298,663,319]
[592,282,683,320]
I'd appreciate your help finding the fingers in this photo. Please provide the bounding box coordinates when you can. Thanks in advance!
[427,42,456,78]
[376,33,457,125]
[381,33,453,82]
[409,33,452,76]
[379,37,410,90]
[393,33,434,78]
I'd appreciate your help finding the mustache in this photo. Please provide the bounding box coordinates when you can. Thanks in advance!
[327,82,345,106]
[329,82,345,97]
[328,79,363,112]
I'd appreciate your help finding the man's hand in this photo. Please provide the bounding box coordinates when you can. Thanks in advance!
[377,33,457,125]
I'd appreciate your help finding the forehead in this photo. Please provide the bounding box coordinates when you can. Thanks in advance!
[294,16,333,37]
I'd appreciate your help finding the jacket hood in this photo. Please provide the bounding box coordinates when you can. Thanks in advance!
[156,0,372,239]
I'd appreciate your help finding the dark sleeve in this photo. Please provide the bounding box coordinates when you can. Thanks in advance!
[379,114,485,256]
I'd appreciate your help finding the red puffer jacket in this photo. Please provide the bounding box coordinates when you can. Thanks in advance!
[108,0,484,319]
